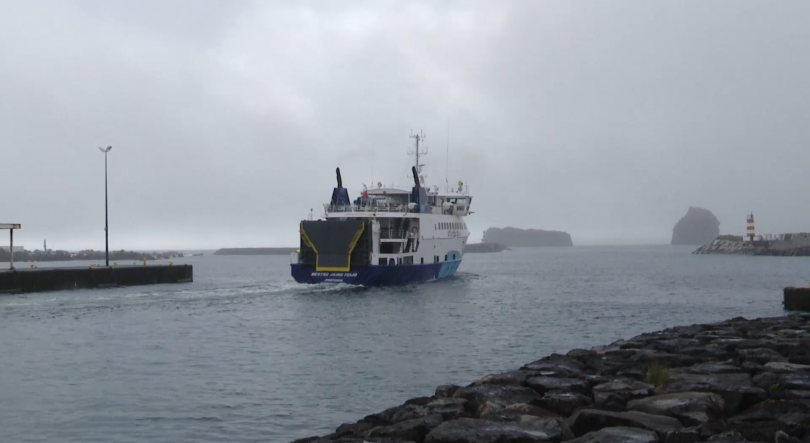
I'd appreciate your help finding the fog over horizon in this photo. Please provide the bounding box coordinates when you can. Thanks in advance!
[2,1,809,251]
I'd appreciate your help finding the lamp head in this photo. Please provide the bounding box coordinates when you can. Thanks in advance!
[98,146,112,153]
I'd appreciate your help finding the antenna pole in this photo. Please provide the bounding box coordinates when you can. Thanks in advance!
[408,130,428,183]
[446,117,449,193]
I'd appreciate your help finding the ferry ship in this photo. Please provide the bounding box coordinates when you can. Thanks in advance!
[290,132,472,286]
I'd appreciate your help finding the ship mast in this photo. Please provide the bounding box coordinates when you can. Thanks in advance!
[408,130,427,185]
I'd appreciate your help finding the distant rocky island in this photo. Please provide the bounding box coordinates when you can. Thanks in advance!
[671,206,720,245]
[482,227,573,247]
[214,248,297,256]
[463,243,510,253]
[0,249,184,262]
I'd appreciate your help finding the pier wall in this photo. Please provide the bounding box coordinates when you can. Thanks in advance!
[0,264,193,294]
[693,233,810,256]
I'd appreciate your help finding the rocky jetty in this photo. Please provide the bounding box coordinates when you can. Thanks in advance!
[292,314,810,443]
[464,243,510,253]
[672,207,721,246]
[483,227,573,247]
[694,234,810,257]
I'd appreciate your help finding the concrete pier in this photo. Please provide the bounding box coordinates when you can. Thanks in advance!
[0,264,193,294]
[693,233,810,256]
[784,286,810,311]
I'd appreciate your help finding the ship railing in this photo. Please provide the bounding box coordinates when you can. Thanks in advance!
[380,229,406,239]
[324,204,409,214]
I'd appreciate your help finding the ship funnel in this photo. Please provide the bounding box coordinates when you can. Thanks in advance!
[409,166,427,213]
[331,167,350,206]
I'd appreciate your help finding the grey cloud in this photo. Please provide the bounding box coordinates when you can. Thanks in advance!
[1,0,808,250]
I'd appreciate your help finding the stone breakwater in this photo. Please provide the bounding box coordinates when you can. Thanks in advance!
[693,234,810,257]
[292,314,810,443]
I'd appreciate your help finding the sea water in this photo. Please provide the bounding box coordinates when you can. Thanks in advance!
[0,246,804,442]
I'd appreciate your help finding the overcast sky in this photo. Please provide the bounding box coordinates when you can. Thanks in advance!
[2,0,809,250]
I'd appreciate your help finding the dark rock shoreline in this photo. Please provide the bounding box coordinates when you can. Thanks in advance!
[292,314,810,443]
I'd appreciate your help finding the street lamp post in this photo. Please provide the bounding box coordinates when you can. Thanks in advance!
[99,146,112,266]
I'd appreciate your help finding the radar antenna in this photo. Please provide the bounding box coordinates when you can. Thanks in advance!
[408,130,428,185]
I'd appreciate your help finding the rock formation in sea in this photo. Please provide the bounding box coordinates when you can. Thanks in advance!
[671,207,720,246]
[482,227,573,247]
[291,313,810,443]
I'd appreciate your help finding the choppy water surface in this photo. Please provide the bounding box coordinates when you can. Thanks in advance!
[0,246,805,442]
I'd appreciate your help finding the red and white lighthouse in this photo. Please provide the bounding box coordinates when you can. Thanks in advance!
[746,212,755,241]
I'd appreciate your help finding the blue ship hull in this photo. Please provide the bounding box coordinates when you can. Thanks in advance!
[290,260,462,286]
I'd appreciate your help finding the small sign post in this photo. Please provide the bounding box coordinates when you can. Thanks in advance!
[1,224,21,270]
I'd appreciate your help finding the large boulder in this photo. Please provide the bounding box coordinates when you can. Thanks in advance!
[671,207,720,246]
[534,391,594,417]
[424,417,561,442]
[335,398,468,438]
[729,399,810,425]
[567,427,658,443]
[736,348,787,365]
[367,415,444,442]
[292,438,415,443]
[450,385,541,418]
[661,373,763,414]
[526,376,590,395]
[564,409,682,437]
[627,391,725,426]
[592,380,653,410]
[753,372,810,391]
